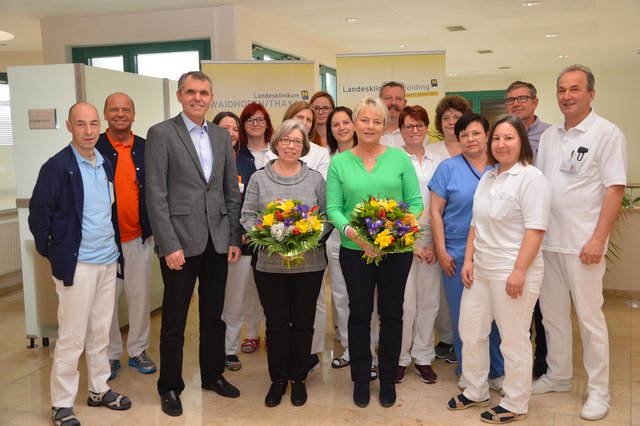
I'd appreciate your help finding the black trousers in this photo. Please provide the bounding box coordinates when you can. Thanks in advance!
[339,248,413,384]
[532,301,548,373]
[254,269,324,382]
[157,237,228,395]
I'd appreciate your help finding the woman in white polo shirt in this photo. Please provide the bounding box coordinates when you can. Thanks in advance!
[447,115,551,423]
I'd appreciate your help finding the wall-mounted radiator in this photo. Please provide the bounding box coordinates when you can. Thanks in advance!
[0,210,21,276]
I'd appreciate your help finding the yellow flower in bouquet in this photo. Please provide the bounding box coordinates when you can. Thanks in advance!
[247,199,324,267]
[374,229,394,250]
[349,195,422,265]
[262,213,275,226]
[295,219,311,234]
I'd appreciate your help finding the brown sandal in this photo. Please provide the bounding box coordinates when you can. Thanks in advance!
[447,393,490,411]
[480,405,526,424]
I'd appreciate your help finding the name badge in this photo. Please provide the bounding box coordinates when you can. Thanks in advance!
[560,151,579,174]
[560,146,589,174]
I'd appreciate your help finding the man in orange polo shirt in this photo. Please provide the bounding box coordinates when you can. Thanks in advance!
[96,92,156,379]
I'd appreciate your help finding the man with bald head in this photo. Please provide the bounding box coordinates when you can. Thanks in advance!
[96,93,156,381]
[29,102,132,426]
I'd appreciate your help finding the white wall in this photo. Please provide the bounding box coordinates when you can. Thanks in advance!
[39,5,340,76]
[232,6,341,86]
[604,211,640,294]
[0,51,44,73]
[40,8,218,64]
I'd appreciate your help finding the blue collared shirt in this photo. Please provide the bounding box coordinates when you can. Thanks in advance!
[528,116,551,163]
[70,144,119,265]
[181,112,214,181]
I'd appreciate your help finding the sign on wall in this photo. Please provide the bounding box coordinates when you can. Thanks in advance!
[336,51,446,123]
[201,60,316,124]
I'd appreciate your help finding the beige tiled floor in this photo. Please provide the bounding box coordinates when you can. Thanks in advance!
[0,285,638,425]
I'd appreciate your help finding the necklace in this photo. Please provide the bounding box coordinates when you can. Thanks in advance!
[465,155,485,167]
[273,160,299,176]
[356,146,381,163]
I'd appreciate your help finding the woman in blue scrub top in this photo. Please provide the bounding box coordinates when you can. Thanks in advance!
[428,114,504,389]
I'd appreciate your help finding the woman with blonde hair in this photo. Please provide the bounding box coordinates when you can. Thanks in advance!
[327,97,422,408]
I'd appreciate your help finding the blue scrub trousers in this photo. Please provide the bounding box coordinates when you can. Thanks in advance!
[443,260,504,379]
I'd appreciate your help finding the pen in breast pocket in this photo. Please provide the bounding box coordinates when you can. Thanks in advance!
[577,146,588,161]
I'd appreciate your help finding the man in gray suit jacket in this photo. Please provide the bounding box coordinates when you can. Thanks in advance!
[145,71,242,417]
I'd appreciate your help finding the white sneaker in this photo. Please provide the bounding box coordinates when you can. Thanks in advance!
[531,374,571,395]
[457,375,467,390]
[488,375,505,396]
[580,396,609,421]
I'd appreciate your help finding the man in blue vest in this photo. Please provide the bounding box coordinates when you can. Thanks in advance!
[29,102,132,426]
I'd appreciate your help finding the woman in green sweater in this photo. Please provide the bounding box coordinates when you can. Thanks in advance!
[326,97,423,409]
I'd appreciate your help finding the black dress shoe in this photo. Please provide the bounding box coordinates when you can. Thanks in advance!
[202,376,240,398]
[290,381,307,406]
[353,381,370,408]
[379,382,396,407]
[160,390,182,417]
[265,382,287,407]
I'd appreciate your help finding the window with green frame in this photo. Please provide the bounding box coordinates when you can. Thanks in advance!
[72,39,211,80]
[251,44,300,61]
[446,90,507,125]
[320,65,337,102]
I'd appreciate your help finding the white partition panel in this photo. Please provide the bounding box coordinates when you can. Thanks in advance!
[83,66,166,137]
[83,67,169,329]
[10,64,82,340]
[167,79,181,119]
[10,64,172,342]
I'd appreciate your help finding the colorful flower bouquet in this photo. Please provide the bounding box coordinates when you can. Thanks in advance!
[246,198,324,267]
[349,196,421,265]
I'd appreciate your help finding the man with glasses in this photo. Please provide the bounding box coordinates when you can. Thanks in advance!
[504,81,550,163]
[380,81,408,148]
[146,71,243,417]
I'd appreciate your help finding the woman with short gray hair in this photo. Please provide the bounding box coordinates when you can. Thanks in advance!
[240,119,328,408]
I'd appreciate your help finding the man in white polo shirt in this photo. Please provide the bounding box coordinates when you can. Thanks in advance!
[533,64,627,421]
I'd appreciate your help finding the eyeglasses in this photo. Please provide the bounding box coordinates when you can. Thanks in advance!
[246,117,266,126]
[401,124,426,132]
[313,106,332,113]
[504,95,534,105]
[279,137,303,147]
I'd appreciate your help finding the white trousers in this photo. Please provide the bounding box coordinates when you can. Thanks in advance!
[459,267,540,414]
[223,255,256,354]
[242,264,264,340]
[108,236,153,359]
[311,279,327,354]
[399,257,441,366]
[539,251,609,400]
[435,278,454,344]
[327,230,349,348]
[51,261,117,407]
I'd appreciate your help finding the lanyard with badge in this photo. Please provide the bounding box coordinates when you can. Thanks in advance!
[560,146,588,174]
